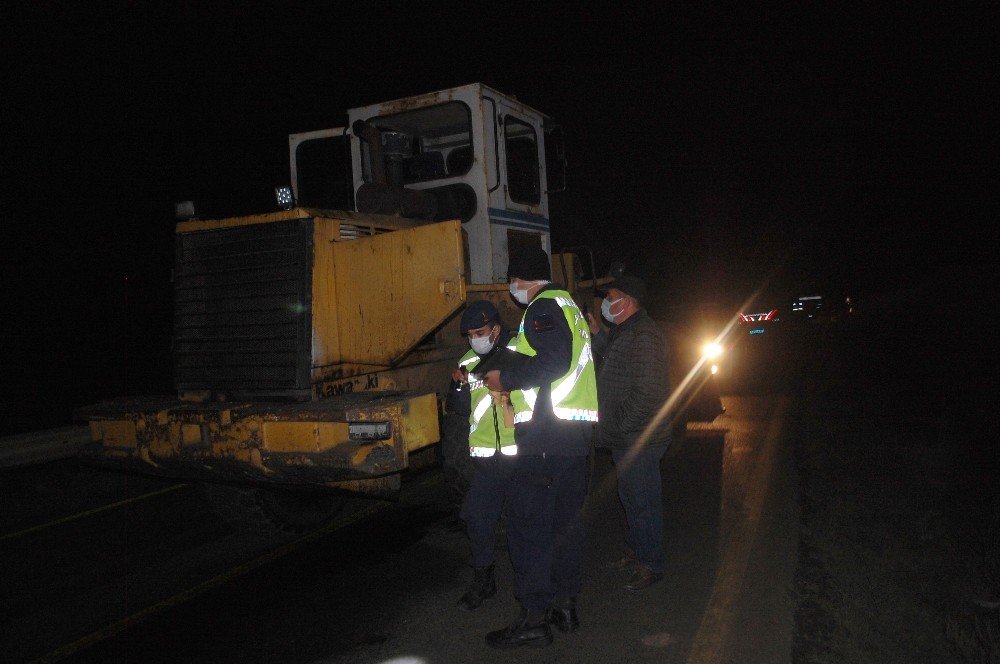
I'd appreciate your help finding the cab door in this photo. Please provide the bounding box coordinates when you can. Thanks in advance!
[490,103,551,277]
[498,112,544,217]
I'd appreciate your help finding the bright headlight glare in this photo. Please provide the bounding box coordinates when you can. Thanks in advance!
[702,342,723,360]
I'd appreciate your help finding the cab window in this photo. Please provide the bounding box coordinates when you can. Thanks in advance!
[295,136,353,210]
[504,116,540,205]
[360,101,473,186]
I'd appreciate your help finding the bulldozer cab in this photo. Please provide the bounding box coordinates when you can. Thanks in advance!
[288,83,566,286]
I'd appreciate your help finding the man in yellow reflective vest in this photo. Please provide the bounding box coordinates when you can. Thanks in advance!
[453,300,519,611]
[483,246,598,649]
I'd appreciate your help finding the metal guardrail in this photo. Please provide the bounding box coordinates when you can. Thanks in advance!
[0,425,91,469]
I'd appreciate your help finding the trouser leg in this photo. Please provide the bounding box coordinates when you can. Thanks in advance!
[460,454,514,569]
[506,456,555,610]
[551,456,588,601]
[612,446,667,573]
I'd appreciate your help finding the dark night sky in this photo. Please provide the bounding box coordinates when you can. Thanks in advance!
[2,3,995,432]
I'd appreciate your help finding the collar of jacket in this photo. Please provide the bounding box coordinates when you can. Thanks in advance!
[528,282,564,302]
[609,307,647,340]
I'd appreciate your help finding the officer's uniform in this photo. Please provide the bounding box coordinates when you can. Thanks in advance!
[457,329,518,570]
[500,285,598,612]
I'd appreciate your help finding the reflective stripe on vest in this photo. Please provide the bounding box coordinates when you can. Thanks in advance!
[458,349,517,454]
[471,444,518,458]
[469,393,492,434]
[508,290,598,424]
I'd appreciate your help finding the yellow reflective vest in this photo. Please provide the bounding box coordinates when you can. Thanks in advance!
[506,290,599,423]
[458,349,518,457]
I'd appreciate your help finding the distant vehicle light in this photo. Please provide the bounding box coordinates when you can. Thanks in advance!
[275,185,295,210]
[740,309,778,323]
[702,342,723,360]
[710,364,719,375]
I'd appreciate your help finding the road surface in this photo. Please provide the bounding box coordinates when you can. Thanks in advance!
[2,343,801,663]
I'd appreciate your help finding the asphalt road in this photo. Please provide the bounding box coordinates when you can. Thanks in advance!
[2,331,804,664]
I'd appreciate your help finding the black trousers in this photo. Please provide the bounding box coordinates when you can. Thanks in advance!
[459,453,516,569]
[506,455,588,610]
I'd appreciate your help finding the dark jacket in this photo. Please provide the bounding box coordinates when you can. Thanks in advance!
[593,309,672,450]
[500,284,592,457]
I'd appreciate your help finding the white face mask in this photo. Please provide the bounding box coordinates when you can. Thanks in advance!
[601,296,624,323]
[509,279,548,305]
[509,280,531,305]
[469,328,498,355]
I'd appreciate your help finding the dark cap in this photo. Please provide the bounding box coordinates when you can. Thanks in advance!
[506,246,551,282]
[460,300,500,334]
[605,274,647,303]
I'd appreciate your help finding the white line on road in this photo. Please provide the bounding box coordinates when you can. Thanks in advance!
[686,397,790,664]
[0,484,189,542]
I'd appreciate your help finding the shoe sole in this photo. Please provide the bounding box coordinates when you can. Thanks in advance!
[624,576,663,592]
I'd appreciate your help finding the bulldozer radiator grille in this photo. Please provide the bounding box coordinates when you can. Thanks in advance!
[173,219,314,398]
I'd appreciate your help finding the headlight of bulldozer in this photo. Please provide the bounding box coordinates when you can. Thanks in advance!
[348,422,392,441]
[275,185,295,210]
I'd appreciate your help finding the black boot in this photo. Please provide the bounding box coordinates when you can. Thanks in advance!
[457,564,496,611]
[546,596,580,633]
[486,608,553,649]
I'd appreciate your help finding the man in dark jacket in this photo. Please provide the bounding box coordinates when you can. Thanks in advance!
[482,246,598,648]
[589,274,672,591]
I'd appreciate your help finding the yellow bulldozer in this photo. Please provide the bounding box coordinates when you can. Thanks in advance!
[78,83,605,530]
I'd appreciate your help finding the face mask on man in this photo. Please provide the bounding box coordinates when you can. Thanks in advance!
[601,296,625,323]
[509,279,548,305]
[508,280,530,305]
[469,327,498,355]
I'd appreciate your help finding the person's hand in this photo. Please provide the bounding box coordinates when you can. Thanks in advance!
[585,311,601,335]
[452,367,467,383]
[484,370,503,392]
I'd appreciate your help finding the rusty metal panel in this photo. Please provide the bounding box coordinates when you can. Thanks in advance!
[80,392,441,491]
[324,474,401,497]
[310,219,342,371]
[314,422,352,452]
[261,421,351,453]
[329,219,465,366]
[400,392,440,452]
[180,424,204,447]
[262,422,317,452]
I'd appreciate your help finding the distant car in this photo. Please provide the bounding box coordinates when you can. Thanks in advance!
[739,308,780,337]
